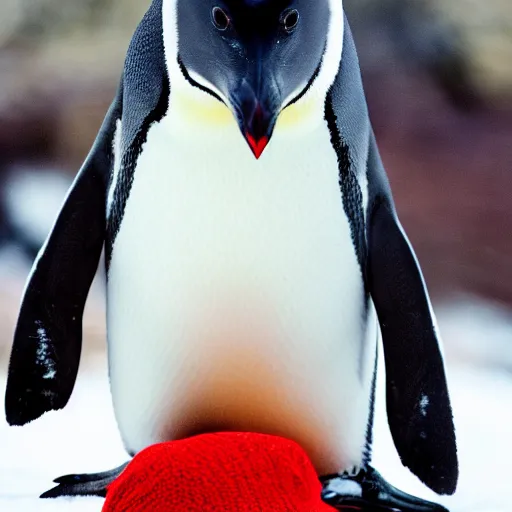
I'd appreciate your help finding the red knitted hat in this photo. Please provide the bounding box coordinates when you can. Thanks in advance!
[102,432,337,511]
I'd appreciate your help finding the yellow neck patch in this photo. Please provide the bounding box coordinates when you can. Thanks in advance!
[173,87,322,132]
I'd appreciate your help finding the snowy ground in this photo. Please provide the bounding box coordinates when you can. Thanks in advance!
[0,355,510,512]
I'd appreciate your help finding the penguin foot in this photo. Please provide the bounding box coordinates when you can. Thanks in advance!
[40,462,129,499]
[321,466,449,511]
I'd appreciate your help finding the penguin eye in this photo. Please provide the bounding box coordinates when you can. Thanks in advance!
[281,9,300,33]
[211,7,230,31]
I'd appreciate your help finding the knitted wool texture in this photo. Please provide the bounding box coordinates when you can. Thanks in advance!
[102,432,337,511]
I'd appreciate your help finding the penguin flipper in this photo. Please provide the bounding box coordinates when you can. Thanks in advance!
[367,142,458,496]
[40,462,129,499]
[4,89,122,427]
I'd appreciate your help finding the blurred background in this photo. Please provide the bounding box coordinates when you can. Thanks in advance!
[0,1,510,510]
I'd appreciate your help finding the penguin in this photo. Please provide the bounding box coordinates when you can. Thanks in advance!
[4,1,458,510]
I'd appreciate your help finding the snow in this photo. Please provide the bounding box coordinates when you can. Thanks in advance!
[419,393,430,417]
[372,363,512,512]
[0,357,126,511]
[3,168,72,249]
[437,298,512,373]
[35,321,57,380]
[324,478,362,498]
[0,356,510,512]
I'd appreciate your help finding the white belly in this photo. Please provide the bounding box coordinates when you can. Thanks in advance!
[106,97,377,475]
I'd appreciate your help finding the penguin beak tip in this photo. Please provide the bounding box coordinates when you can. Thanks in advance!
[245,133,269,160]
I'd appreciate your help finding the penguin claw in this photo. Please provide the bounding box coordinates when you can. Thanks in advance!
[40,480,110,499]
[321,466,449,512]
[52,465,128,485]
[53,474,91,484]
[41,462,129,499]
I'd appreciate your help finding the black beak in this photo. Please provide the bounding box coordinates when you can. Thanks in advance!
[231,78,280,159]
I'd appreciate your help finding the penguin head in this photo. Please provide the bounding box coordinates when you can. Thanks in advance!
[177,0,330,158]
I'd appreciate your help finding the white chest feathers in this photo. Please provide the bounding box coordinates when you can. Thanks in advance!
[106,92,376,475]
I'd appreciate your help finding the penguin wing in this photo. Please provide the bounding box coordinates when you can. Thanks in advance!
[104,0,169,265]
[4,88,122,427]
[366,134,458,495]
[4,0,167,427]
